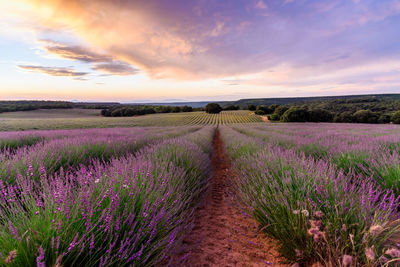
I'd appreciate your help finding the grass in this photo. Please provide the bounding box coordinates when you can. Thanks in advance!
[0,109,262,131]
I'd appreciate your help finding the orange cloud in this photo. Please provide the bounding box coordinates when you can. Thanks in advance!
[20,0,197,78]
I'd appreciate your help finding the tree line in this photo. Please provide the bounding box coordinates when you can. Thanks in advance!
[246,103,400,124]
[102,103,240,117]
[0,101,74,113]
[0,101,122,114]
[100,105,196,117]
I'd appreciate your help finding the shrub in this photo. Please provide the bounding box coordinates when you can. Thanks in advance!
[270,113,280,121]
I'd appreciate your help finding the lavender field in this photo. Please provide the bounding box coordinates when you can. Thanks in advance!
[220,123,400,266]
[1,123,400,266]
[0,126,214,266]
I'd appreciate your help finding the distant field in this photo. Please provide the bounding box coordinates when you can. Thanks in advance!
[0,108,100,118]
[0,109,262,131]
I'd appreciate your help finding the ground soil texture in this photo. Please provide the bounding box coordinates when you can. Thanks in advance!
[167,129,287,267]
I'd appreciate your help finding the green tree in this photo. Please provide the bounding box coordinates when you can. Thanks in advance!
[378,114,391,124]
[256,105,273,114]
[181,105,193,112]
[353,109,378,123]
[224,105,240,110]
[333,112,354,123]
[392,110,400,124]
[247,104,256,111]
[274,106,289,117]
[309,109,333,122]
[172,106,181,113]
[281,107,309,122]
[270,113,280,121]
[269,104,280,113]
[205,103,222,114]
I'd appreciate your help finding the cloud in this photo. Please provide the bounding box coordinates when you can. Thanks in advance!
[5,0,400,84]
[39,39,139,76]
[40,40,112,63]
[18,65,88,77]
[92,62,139,76]
[221,78,244,86]
[255,1,268,9]
[208,21,226,37]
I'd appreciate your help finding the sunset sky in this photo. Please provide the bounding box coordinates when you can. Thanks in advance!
[1,0,400,102]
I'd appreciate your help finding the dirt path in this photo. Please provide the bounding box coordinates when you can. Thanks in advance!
[168,129,287,267]
[261,116,270,122]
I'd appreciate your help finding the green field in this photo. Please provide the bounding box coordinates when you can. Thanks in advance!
[0,109,262,131]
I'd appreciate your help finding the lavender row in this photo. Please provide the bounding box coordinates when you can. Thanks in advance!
[233,124,400,195]
[0,126,196,154]
[0,126,200,183]
[219,126,400,266]
[0,128,214,266]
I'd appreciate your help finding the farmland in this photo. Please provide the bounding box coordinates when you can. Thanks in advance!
[1,119,400,266]
[0,110,261,131]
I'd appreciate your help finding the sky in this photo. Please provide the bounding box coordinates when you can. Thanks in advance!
[0,0,400,102]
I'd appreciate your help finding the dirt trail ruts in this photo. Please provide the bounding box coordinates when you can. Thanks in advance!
[168,129,287,267]
[261,116,270,123]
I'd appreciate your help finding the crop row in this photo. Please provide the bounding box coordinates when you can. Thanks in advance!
[182,111,262,125]
[0,126,201,183]
[220,125,400,266]
[0,126,215,266]
[232,123,400,195]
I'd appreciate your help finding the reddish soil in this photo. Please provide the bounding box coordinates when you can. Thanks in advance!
[168,129,287,267]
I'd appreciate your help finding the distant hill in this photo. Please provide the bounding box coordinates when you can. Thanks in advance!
[133,94,400,108]
[2,94,400,112]
[221,94,400,108]
[132,101,226,108]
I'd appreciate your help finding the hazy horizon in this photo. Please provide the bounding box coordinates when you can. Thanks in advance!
[2,91,400,104]
[1,0,400,101]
